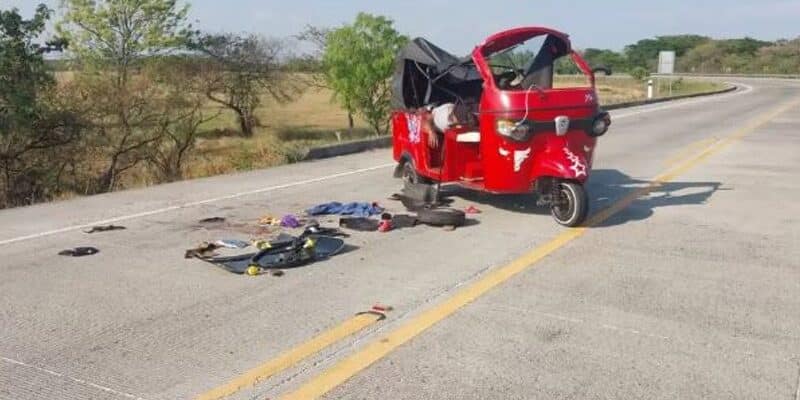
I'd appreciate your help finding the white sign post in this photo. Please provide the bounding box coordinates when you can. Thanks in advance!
[658,51,676,74]
[658,51,676,96]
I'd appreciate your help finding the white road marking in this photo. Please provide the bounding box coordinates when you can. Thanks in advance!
[0,163,394,246]
[1,356,149,400]
[0,83,754,247]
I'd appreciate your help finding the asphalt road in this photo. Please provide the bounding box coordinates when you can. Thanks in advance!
[1,78,799,400]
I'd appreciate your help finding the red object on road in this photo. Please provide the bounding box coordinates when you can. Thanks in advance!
[391,27,611,227]
[464,206,482,214]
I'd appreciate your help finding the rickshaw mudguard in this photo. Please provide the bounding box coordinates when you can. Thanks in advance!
[529,142,592,184]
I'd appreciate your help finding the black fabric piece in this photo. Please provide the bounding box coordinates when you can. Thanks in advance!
[391,214,419,229]
[83,225,126,234]
[58,247,100,257]
[198,217,225,224]
[392,38,483,109]
[339,217,380,232]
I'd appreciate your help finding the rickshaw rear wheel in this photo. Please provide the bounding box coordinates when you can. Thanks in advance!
[551,182,588,227]
[401,160,431,191]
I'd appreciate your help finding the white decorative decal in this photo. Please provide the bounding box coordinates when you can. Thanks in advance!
[513,148,531,172]
[407,114,421,144]
[585,93,595,103]
[564,147,587,177]
[499,147,510,156]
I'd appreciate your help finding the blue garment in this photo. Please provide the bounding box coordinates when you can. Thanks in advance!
[307,202,383,217]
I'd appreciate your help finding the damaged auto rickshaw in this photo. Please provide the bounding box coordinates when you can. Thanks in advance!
[391,27,611,227]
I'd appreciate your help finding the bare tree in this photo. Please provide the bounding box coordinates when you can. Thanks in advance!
[144,58,219,181]
[191,34,304,137]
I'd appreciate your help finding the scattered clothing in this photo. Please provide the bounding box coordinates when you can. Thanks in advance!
[280,214,302,228]
[258,215,280,226]
[83,225,126,234]
[58,247,100,257]
[214,239,250,249]
[378,219,393,232]
[307,202,384,218]
[198,217,226,224]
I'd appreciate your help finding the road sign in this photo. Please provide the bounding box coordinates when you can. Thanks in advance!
[658,51,676,74]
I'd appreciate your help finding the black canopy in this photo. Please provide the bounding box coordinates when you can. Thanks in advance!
[391,38,483,110]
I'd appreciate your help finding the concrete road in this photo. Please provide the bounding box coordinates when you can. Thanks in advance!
[1,78,799,400]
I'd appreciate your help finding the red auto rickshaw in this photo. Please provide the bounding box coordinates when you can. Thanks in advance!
[391,27,611,227]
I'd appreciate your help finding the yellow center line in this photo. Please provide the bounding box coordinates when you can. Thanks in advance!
[194,312,383,400]
[663,137,718,167]
[278,97,800,400]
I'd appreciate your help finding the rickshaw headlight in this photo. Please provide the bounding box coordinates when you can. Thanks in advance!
[496,119,531,141]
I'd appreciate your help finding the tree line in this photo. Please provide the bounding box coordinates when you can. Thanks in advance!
[1,1,405,209]
[579,35,800,78]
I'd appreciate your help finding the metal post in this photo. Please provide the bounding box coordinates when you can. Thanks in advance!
[647,79,654,99]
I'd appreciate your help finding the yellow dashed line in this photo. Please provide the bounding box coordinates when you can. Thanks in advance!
[278,97,800,400]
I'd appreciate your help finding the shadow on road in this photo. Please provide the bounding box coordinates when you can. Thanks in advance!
[587,169,723,227]
[438,169,723,226]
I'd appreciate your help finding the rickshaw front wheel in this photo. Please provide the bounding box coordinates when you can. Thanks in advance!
[551,182,589,227]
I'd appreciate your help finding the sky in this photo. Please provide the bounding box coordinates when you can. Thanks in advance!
[3,0,799,53]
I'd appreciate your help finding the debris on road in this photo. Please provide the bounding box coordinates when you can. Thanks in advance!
[339,217,380,232]
[198,217,226,224]
[214,239,250,249]
[270,270,285,277]
[378,213,393,232]
[416,208,466,228]
[199,233,346,275]
[280,214,303,228]
[58,247,100,257]
[258,215,280,226]
[83,225,126,234]
[184,242,222,259]
[464,205,482,214]
[390,191,452,212]
[307,201,384,217]
[304,220,349,237]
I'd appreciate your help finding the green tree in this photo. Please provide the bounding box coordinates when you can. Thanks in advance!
[1,5,82,207]
[582,48,629,72]
[58,0,192,191]
[323,13,408,136]
[191,33,301,137]
[625,35,709,71]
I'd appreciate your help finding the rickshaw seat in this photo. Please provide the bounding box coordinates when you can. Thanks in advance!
[456,131,481,143]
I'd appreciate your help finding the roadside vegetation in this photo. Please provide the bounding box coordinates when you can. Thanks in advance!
[0,1,785,209]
